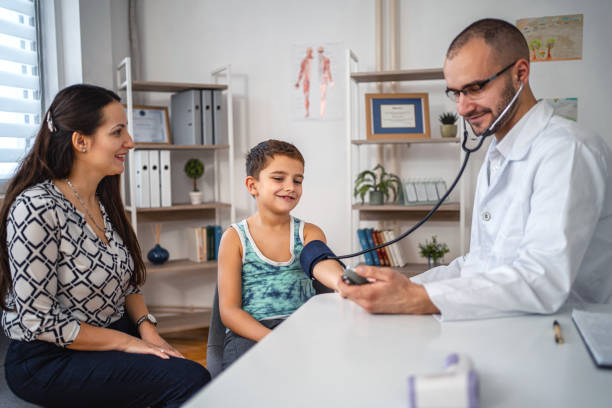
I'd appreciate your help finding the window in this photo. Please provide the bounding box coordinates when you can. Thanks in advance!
[0,0,41,185]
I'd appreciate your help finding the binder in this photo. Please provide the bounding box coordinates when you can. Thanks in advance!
[148,150,161,207]
[425,182,439,202]
[201,90,214,145]
[186,227,205,263]
[171,90,202,145]
[212,89,227,145]
[133,150,150,207]
[200,227,208,262]
[414,182,428,203]
[371,230,389,266]
[160,150,172,207]
[357,229,375,265]
[214,226,222,260]
[365,228,380,266]
[206,226,215,261]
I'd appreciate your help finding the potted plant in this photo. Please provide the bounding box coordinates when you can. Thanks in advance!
[184,158,204,204]
[354,164,401,205]
[439,112,458,138]
[418,235,450,267]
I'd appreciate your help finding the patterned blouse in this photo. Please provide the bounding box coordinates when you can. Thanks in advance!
[2,180,139,346]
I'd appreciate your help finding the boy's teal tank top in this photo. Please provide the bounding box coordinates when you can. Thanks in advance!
[231,216,315,321]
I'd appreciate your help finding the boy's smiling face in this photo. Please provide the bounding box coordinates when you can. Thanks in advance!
[246,154,304,215]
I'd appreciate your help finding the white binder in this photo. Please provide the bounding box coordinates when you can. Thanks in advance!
[134,150,150,207]
[160,150,172,207]
[148,150,161,207]
[201,90,214,145]
[212,89,227,145]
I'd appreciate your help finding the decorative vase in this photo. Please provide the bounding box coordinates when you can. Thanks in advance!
[369,190,384,205]
[440,124,458,138]
[189,191,203,205]
[147,244,169,265]
[427,256,442,267]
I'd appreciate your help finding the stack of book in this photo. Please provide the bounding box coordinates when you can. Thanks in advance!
[356,228,407,267]
[186,225,223,263]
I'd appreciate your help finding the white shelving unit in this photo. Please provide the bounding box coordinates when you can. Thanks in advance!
[345,50,467,273]
[115,57,235,332]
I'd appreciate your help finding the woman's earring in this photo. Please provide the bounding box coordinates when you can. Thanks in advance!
[82,148,87,153]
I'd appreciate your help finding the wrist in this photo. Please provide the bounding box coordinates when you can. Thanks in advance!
[138,320,158,336]
[411,284,439,314]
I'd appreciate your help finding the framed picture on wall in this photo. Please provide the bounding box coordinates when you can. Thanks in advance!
[365,93,430,140]
[123,105,172,144]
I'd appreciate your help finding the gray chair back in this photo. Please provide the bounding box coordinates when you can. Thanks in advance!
[206,285,225,378]
[206,280,333,378]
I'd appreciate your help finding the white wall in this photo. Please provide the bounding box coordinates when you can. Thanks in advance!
[102,0,611,307]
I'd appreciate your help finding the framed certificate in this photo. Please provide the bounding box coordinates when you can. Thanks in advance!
[365,93,430,140]
[124,105,171,144]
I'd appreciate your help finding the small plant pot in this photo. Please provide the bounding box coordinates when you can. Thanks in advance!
[369,190,384,205]
[427,256,441,267]
[440,124,458,138]
[189,191,203,205]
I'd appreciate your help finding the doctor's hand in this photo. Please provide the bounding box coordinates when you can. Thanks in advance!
[337,265,440,315]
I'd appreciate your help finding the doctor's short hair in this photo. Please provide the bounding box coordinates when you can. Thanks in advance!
[246,139,305,179]
[447,18,529,64]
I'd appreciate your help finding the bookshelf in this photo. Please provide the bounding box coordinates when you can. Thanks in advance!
[116,57,235,331]
[345,50,467,268]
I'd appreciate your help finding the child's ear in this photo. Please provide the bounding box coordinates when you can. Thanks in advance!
[245,176,258,197]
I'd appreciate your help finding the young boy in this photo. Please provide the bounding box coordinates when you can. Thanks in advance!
[217,139,343,369]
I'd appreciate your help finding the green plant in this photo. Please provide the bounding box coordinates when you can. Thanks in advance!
[418,235,449,262]
[353,164,401,204]
[439,112,458,125]
[184,158,204,192]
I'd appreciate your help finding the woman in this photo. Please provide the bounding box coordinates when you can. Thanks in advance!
[0,84,210,407]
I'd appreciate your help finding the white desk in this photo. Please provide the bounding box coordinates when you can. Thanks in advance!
[186,294,612,407]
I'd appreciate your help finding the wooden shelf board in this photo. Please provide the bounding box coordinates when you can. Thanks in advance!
[129,202,231,212]
[352,138,460,145]
[126,202,230,222]
[395,263,430,277]
[120,81,227,92]
[353,203,459,211]
[155,310,212,334]
[134,143,229,150]
[354,203,460,221]
[351,68,444,83]
[145,259,217,274]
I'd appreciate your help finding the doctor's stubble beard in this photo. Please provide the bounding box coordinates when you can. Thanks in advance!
[468,78,520,137]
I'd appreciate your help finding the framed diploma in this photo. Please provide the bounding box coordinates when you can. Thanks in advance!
[123,105,172,144]
[365,93,430,140]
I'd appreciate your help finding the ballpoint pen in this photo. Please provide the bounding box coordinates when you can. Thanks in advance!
[553,320,564,344]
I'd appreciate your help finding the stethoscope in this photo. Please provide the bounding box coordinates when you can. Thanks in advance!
[333,82,525,261]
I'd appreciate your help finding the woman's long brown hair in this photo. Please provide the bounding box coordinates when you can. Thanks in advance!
[0,84,146,311]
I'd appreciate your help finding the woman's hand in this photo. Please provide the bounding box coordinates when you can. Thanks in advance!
[120,335,171,359]
[140,330,185,359]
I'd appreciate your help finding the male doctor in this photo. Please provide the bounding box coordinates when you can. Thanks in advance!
[338,18,612,320]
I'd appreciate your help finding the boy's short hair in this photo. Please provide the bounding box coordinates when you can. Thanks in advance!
[246,139,305,178]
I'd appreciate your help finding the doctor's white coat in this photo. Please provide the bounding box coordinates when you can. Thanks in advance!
[412,101,612,320]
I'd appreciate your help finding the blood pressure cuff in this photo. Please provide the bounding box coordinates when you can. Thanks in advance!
[300,240,345,279]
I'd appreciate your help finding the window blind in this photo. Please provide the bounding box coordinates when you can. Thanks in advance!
[0,0,41,181]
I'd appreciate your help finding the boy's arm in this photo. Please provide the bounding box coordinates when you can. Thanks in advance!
[218,227,271,342]
[303,223,344,291]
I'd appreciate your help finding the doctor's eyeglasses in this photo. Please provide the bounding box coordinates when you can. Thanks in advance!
[445,60,517,102]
